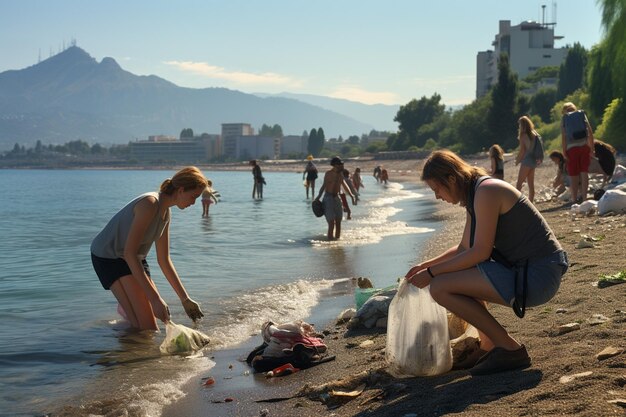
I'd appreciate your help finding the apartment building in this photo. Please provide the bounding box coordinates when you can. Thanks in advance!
[476,19,568,98]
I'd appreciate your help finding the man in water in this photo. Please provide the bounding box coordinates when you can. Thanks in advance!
[314,156,356,240]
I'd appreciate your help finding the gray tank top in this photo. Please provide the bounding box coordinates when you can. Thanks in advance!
[90,192,170,260]
[493,194,561,263]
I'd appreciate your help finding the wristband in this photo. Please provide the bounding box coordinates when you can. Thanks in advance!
[426,267,435,278]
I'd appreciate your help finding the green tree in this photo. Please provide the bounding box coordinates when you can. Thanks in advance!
[440,94,493,153]
[530,88,558,123]
[180,128,194,139]
[308,128,325,156]
[393,94,445,149]
[587,45,614,119]
[557,43,587,100]
[594,0,626,149]
[487,54,519,150]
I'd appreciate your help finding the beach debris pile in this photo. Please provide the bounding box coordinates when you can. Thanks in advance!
[296,368,406,409]
[246,320,334,374]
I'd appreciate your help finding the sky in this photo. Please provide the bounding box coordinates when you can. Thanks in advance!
[0,0,605,107]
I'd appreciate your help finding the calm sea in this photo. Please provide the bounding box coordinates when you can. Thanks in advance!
[0,168,441,417]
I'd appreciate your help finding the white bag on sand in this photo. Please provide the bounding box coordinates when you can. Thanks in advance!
[597,189,626,216]
[159,321,210,354]
[386,280,452,376]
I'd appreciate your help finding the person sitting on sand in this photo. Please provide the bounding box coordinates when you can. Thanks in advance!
[91,166,208,330]
[549,150,569,197]
[405,150,568,375]
[488,144,505,180]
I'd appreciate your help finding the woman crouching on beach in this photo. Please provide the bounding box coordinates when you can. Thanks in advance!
[405,150,568,375]
[91,166,208,330]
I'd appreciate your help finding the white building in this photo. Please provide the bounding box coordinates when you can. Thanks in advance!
[476,20,568,98]
[280,135,308,157]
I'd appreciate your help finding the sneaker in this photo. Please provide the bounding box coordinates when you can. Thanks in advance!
[470,344,531,376]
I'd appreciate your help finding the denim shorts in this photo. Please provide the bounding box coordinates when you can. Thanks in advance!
[91,253,151,290]
[477,251,568,307]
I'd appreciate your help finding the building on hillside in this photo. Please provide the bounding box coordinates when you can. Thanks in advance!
[129,134,221,163]
[221,123,254,159]
[280,135,308,157]
[476,19,568,98]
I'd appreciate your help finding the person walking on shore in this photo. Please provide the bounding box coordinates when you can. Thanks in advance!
[561,102,595,203]
[314,156,356,240]
[250,160,265,199]
[405,150,568,375]
[303,155,318,199]
[515,116,543,203]
[91,166,208,330]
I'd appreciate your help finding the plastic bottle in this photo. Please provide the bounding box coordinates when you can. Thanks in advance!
[265,363,299,378]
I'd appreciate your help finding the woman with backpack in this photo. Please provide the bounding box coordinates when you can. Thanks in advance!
[561,102,595,203]
[515,116,543,203]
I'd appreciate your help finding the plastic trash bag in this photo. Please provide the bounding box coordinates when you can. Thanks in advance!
[159,321,210,355]
[597,189,626,215]
[386,280,452,376]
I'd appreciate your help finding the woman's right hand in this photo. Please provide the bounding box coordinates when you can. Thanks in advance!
[151,297,171,323]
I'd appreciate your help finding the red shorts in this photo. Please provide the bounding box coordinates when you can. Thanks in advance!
[566,145,591,176]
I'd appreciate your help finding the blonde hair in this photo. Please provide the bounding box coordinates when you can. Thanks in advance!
[421,150,488,207]
[489,144,504,161]
[562,102,577,114]
[159,166,208,195]
[518,115,536,139]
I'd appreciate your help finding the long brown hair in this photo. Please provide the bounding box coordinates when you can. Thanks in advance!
[421,150,488,207]
[159,166,208,195]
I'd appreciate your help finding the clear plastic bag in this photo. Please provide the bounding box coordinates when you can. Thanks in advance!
[386,280,452,376]
[159,321,210,355]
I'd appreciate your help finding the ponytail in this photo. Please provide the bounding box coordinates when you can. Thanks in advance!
[159,166,208,195]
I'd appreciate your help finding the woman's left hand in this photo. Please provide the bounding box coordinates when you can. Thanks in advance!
[182,298,204,321]
[406,269,431,288]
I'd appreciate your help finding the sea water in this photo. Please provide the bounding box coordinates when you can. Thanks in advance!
[0,168,441,417]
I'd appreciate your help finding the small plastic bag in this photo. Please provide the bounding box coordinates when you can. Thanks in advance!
[386,280,452,376]
[159,321,210,355]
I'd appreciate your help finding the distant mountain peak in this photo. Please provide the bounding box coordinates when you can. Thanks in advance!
[47,45,96,65]
[99,57,121,71]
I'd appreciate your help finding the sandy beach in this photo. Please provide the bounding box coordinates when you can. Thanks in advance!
[163,154,626,417]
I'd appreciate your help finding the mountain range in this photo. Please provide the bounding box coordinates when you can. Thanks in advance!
[0,47,400,150]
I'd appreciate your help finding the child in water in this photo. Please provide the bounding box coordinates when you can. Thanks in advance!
[201,180,219,217]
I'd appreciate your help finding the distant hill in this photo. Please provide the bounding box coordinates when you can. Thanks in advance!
[255,92,399,133]
[0,47,377,150]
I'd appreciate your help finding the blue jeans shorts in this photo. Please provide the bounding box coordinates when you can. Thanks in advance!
[477,250,568,307]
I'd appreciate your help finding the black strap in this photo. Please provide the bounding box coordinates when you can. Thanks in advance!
[468,176,527,318]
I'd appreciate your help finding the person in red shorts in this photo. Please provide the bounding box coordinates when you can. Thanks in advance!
[560,102,595,203]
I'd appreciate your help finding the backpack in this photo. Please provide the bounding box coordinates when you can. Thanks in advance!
[562,110,588,143]
[532,134,544,163]
[246,321,334,372]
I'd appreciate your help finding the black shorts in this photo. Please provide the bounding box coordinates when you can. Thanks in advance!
[91,253,151,290]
